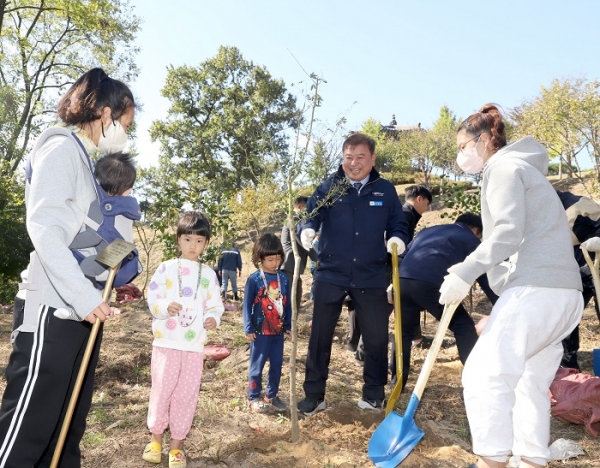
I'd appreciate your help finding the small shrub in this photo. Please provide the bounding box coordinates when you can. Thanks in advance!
[438,178,480,219]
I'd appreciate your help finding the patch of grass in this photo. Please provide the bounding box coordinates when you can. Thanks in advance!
[90,407,110,424]
[81,431,105,448]
[227,397,246,410]
[196,398,221,425]
[456,415,471,443]
[132,365,150,379]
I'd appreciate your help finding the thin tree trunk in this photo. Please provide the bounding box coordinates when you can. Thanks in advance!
[288,213,300,442]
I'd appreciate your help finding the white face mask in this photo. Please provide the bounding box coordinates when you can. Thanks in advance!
[98,120,128,153]
[456,137,484,174]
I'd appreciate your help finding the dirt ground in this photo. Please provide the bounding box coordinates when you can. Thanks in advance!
[1,176,600,467]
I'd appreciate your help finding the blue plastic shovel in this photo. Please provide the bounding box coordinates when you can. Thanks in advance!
[368,301,460,467]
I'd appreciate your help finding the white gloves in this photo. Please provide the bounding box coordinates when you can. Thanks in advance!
[582,237,600,252]
[301,228,316,251]
[439,272,472,305]
[386,236,406,255]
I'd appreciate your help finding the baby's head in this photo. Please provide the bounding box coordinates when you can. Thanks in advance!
[94,152,136,196]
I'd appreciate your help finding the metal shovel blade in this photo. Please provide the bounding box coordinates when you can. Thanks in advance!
[368,302,460,466]
[369,394,424,467]
[95,238,136,269]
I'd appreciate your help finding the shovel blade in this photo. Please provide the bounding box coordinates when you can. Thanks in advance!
[94,238,136,269]
[368,410,424,467]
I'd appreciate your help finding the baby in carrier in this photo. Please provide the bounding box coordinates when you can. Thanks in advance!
[70,150,142,288]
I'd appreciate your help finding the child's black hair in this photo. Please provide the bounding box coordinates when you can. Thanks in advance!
[251,233,284,268]
[177,211,211,242]
[94,151,136,195]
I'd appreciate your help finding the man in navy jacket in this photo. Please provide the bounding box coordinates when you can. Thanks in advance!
[557,190,600,370]
[399,213,498,389]
[297,133,409,415]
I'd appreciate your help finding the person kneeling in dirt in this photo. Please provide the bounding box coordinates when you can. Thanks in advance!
[557,190,600,371]
[398,213,498,390]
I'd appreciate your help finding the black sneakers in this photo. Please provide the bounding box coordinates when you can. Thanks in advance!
[357,398,385,410]
[297,395,326,416]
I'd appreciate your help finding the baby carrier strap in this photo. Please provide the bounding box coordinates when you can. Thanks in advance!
[24,129,141,292]
[13,251,44,342]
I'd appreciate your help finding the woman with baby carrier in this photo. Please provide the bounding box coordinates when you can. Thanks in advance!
[439,104,583,468]
[0,68,135,468]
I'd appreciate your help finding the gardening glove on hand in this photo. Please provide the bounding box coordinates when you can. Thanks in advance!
[582,237,600,253]
[386,236,406,255]
[301,228,316,251]
[439,272,471,305]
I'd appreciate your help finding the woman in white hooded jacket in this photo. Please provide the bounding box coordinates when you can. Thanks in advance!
[439,104,583,468]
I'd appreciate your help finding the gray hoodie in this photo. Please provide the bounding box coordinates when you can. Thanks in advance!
[452,136,582,295]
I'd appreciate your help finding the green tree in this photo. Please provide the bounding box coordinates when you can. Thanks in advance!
[0,161,31,302]
[359,118,412,181]
[136,163,231,265]
[149,46,299,196]
[430,105,460,179]
[227,179,286,242]
[0,0,140,173]
[511,78,589,180]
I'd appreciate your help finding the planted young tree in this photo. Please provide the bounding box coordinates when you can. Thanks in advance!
[133,219,159,299]
[264,71,357,442]
[280,72,324,442]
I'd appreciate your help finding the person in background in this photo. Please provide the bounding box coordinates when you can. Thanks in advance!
[143,211,224,467]
[218,241,243,300]
[281,195,318,311]
[440,104,583,468]
[401,185,434,352]
[0,68,135,467]
[398,213,497,389]
[297,133,409,415]
[556,190,600,370]
[243,233,291,413]
[402,184,432,241]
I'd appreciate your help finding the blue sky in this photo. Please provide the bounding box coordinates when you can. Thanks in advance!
[128,0,600,168]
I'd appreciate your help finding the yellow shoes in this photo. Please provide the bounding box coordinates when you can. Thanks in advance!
[169,449,187,467]
[142,441,162,464]
[142,441,186,467]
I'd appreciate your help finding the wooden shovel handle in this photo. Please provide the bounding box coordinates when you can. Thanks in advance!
[50,265,119,468]
[581,245,600,310]
[385,243,403,415]
[413,301,460,400]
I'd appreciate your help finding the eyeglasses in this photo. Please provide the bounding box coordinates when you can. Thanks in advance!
[458,134,481,154]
